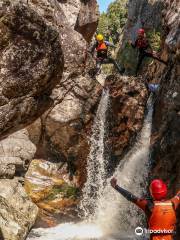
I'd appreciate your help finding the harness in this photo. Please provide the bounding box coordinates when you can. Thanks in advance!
[149,201,176,232]
[96,42,108,58]
[136,38,149,49]
[96,42,108,52]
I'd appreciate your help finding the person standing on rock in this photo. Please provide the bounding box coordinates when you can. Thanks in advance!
[111,178,180,240]
[90,34,125,75]
[129,28,167,76]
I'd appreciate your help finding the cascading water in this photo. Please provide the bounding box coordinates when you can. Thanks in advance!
[28,94,153,240]
[79,89,110,219]
[93,96,153,238]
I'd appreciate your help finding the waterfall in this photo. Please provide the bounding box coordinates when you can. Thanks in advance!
[79,89,110,219]
[93,96,153,237]
[28,96,153,240]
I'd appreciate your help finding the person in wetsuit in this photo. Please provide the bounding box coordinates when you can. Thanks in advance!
[129,28,167,76]
[90,34,125,75]
[111,178,180,240]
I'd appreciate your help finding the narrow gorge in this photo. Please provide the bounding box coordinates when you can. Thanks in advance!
[0,0,179,240]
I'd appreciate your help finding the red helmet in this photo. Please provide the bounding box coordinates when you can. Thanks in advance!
[138,28,145,35]
[150,179,167,200]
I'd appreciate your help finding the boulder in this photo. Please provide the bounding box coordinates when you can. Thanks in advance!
[105,75,148,167]
[55,0,99,42]
[0,129,36,178]
[0,0,64,140]
[0,179,38,240]
[75,0,99,42]
[25,159,79,217]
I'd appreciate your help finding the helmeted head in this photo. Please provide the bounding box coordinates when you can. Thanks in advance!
[96,34,104,42]
[150,179,168,201]
[138,28,145,38]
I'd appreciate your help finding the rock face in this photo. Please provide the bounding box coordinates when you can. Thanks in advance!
[24,75,148,218]
[57,0,99,42]
[150,1,180,235]
[0,179,38,240]
[25,159,79,218]
[75,0,99,42]
[0,0,64,140]
[118,0,165,74]
[123,0,180,191]
[0,0,154,234]
[150,0,180,193]
[26,71,101,180]
[123,0,179,235]
[0,0,99,236]
[0,129,36,179]
[106,75,148,169]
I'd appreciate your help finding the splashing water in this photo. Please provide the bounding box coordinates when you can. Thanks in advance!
[79,89,110,219]
[28,222,103,240]
[28,95,153,240]
[93,96,153,236]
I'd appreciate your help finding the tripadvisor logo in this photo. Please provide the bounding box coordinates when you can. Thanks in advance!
[135,227,175,236]
[135,227,144,236]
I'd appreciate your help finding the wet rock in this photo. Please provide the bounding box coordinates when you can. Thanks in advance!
[150,0,180,193]
[25,159,79,216]
[105,75,148,167]
[0,0,64,140]
[0,129,36,179]
[26,74,148,216]
[0,179,38,240]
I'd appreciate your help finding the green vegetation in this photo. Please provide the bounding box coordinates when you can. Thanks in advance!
[98,0,128,44]
[45,184,79,201]
[97,1,162,75]
[147,30,161,51]
[117,42,138,75]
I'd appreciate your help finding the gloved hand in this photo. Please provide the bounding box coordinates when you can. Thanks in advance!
[110,178,117,188]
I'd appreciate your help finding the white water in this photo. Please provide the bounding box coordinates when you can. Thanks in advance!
[28,95,153,240]
[79,89,110,219]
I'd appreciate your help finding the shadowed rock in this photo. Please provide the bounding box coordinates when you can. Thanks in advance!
[0,1,64,140]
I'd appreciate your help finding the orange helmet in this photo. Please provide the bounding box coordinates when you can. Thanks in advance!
[150,179,168,201]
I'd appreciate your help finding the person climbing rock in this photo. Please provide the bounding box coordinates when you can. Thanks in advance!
[111,178,180,240]
[90,34,125,75]
[129,28,167,76]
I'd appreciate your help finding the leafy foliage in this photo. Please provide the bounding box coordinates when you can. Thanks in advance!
[147,30,161,51]
[45,184,79,201]
[117,42,138,75]
[98,0,128,44]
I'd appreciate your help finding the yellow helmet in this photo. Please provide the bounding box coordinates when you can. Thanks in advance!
[96,34,104,41]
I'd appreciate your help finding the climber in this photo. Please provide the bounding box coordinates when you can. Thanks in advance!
[111,178,180,240]
[90,34,125,75]
[129,28,167,76]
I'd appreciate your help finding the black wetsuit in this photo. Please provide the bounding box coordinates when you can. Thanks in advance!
[114,185,153,217]
[131,38,167,76]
